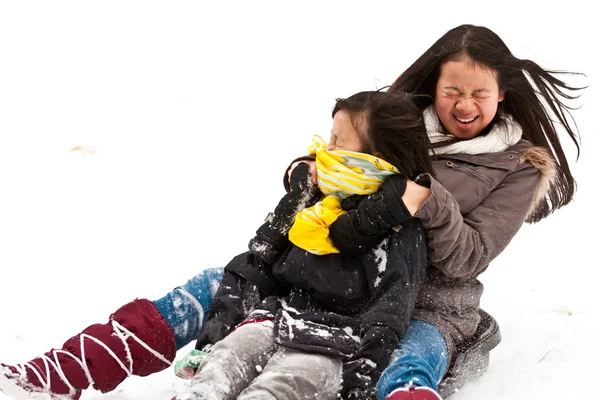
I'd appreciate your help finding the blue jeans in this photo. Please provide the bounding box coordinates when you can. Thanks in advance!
[152,267,225,350]
[153,268,448,398]
[376,320,448,398]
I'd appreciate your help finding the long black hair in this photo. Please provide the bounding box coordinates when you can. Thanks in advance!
[389,24,585,222]
[333,90,434,180]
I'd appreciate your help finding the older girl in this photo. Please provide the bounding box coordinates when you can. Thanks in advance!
[336,24,582,400]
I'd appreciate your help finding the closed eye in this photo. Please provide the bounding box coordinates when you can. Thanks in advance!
[443,88,461,97]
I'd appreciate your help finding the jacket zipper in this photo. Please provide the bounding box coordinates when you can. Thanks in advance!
[445,161,492,186]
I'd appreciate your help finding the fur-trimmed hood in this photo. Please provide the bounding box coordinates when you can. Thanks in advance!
[521,146,558,222]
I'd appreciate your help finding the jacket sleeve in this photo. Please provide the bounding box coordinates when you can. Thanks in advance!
[341,326,399,399]
[414,162,540,279]
[329,176,411,256]
[250,162,322,263]
[328,208,388,256]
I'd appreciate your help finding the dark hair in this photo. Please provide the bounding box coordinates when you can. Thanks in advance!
[332,90,434,180]
[389,24,585,222]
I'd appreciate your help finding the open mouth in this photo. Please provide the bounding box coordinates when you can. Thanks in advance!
[454,115,478,124]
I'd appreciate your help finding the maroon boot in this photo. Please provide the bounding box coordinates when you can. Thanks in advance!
[1,299,176,399]
[386,386,444,400]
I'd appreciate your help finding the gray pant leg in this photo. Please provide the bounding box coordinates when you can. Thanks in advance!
[178,321,277,400]
[238,346,342,400]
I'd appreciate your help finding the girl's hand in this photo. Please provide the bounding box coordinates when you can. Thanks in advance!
[288,160,317,185]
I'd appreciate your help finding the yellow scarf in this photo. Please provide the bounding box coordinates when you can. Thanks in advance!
[288,135,399,255]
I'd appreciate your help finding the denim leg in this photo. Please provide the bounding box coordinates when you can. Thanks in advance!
[376,320,448,399]
[152,267,225,350]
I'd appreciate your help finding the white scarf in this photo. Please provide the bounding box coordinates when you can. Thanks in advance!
[424,106,522,155]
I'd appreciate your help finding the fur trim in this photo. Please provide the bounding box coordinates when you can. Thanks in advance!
[520,147,557,220]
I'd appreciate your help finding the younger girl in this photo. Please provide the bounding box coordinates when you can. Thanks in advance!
[176,90,433,400]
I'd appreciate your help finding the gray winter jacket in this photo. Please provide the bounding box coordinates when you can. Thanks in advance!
[412,139,556,362]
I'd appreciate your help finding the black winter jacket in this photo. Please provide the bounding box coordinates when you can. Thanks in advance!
[196,155,429,398]
[197,217,428,398]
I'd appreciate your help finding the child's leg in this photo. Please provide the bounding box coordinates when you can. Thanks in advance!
[1,267,225,398]
[238,347,342,400]
[177,321,277,400]
[376,320,449,398]
[1,298,176,399]
[153,267,225,350]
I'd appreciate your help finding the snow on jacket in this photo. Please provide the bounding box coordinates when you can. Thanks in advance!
[221,218,428,384]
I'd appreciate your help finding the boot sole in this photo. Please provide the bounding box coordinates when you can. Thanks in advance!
[438,308,502,398]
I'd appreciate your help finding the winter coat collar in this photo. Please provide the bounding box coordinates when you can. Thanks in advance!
[421,106,555,220]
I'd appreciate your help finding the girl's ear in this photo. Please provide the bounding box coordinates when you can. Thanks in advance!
[498,90,505,102]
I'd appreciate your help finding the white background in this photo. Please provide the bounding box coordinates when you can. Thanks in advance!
[1,1,598,399]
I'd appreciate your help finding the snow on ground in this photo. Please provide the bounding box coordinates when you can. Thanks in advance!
[1,1,599,399]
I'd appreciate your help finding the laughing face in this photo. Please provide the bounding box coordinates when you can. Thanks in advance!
[434,55,505,140]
